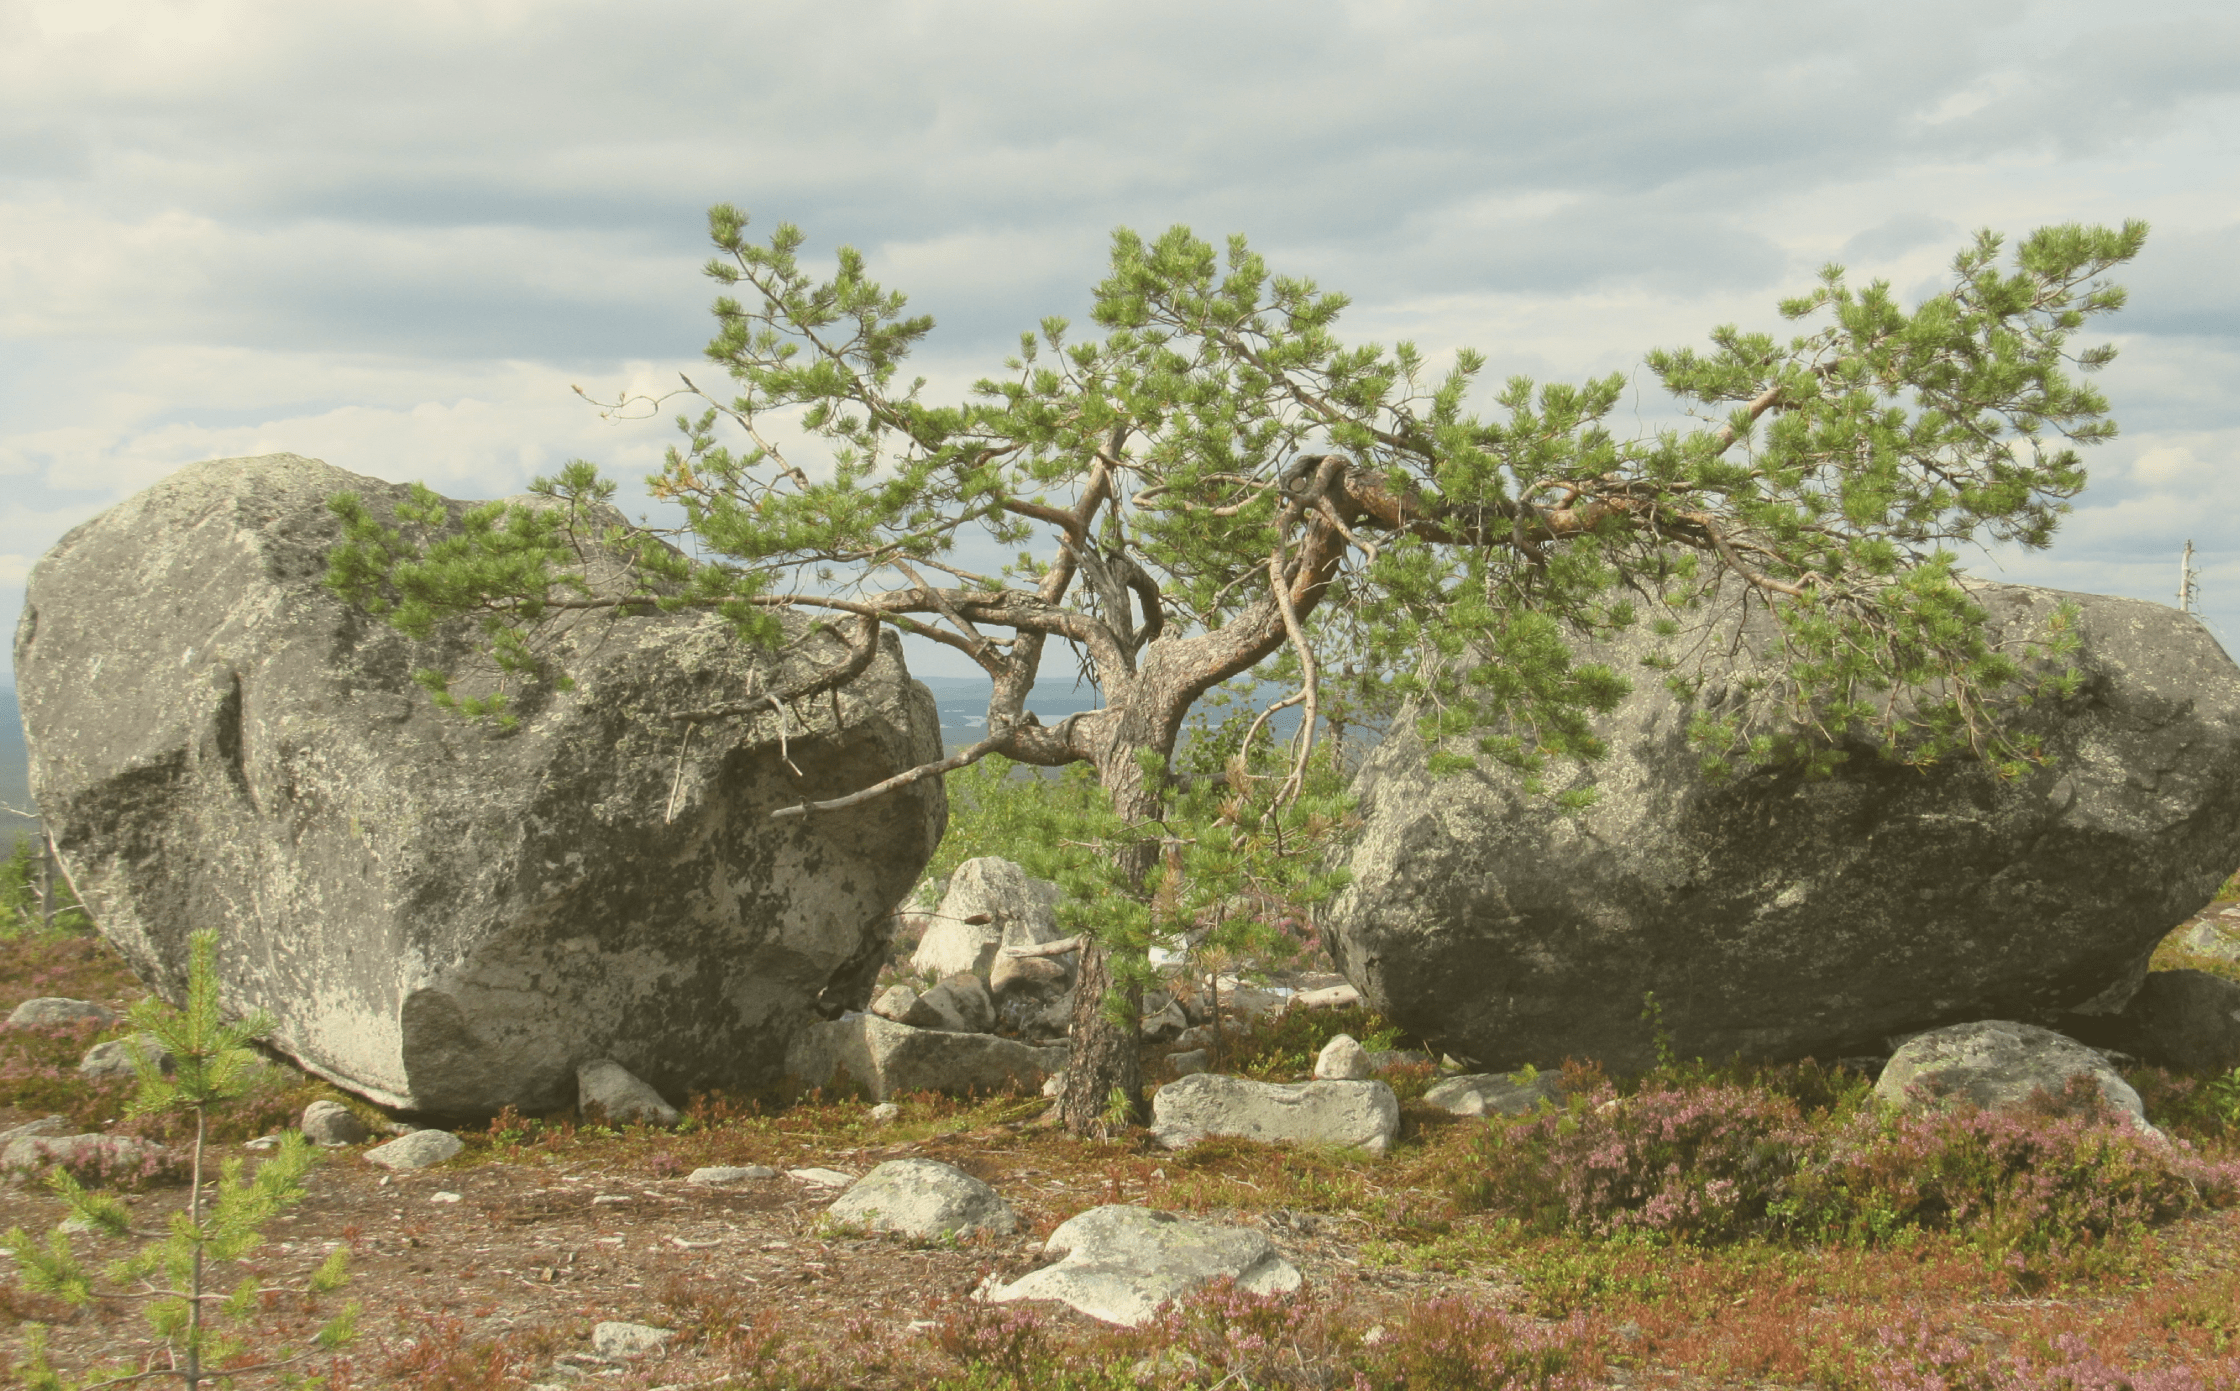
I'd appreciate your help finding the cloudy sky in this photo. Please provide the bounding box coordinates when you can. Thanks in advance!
[3,0,2236,687]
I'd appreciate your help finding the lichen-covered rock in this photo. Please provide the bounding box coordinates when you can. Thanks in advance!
[1422,1070,1564,1118]
[912,857,1065,980]
[786,1012,1064,1101]
[14,455,945,1116]
[1328,584,2240,1072]
[7,998,116,1029]
[577,1059,679,1127]
[363,1129,464,1170]
[299,1100,369,1147]
[1150,1073,1400,1155]
[903,972,996,1034]
[1313,1034,1372,1080]
[1875,1020,2155,1134]
[79,1035,173,1080]
[985,1205,1301,1327]
[825,1158,1016,1239]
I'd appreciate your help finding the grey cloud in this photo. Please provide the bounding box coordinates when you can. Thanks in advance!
[1842,215,1964,265]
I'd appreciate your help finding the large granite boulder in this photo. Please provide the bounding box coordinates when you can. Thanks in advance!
[1149,1073,1401,1155]
[1328,584,2240,1073]
[912,857,1067,979]
[1874,1020,2157,1135]
[14,455,945,1116]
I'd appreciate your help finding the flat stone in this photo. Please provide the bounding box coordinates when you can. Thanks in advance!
[687,1164,777,1185]
[1876,1020,2157,1136]
[1288,984,1361,1012]
[591,1321,675,1359]
[1422,1070,1564,1118]
[788,1167,856,1188]
[1,1132,171,1179]
[1151,1073,1400,1156]
[363,1129,464,1171]
[1314,1034,1372,1080]
[0,1116,70,1147]
[786,1013,1065,1101]
[985,1205,1301,1327]
[7,998,116,1029]
[577,1059,679,1127]
[78,1035,173,1080]
[299,1099,370,1146]
[826,1158,1017,1239]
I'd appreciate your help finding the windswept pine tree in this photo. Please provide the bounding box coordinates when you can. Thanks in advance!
[329,210,2144,1131]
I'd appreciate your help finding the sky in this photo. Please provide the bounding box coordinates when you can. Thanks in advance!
[4,0,2238,689]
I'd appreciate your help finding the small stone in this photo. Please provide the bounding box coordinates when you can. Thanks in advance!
[870,985,920,1023]
[788,1167,855,1188]
[300,1099,370,1147]
[591,1321,675,1359]
[903,972,996,1034]
[687,1164,777,1185]
[431,1191,462,1203]
[79,1035,174,1080]
[1042,1071,1065,1098]
[7,998,116,1029]
[1313,1034,1372,1080]
[1139,998,1189,1043]
[870,1102,901,1123]
[244,1134,283,1151]
[825,1158,1017,1239]
[1168,1049,1210,1077]
[363,1129,464,1171]
[985,1205,1300,1327]
[577,1059,680,1127]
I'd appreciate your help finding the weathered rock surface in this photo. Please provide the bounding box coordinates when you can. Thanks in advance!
[14,455,946,1116]
[1314,1034,1372,1080]
[364,1129,464,1170]
[911,857,1065,980]
[987,1205,1301,1327]
[870,985,919,1023]
[1875,1020,2155,1134]
[1329,584,2240,1072]
[79,1035,173,1080]
[2174,914,2240,963]
[1150,1073,1401,1155]
[7,998,116,1029]
[1422,1070,1564,1118]
[578,1059,679,1127]
[592,1322,674,1359]
[903,972,996,1034]
[2079,970,2240,1075]
[1,1132,171,1178]
[1167,1049,1210,1077]
[826,1158,1017,1239]
[990,952,1075,1039]
[688,1164,777,1184]
[300,1099,369,1147]
[787,1013,1064,1101]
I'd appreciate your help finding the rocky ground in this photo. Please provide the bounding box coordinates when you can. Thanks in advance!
[0,909,2235,1388]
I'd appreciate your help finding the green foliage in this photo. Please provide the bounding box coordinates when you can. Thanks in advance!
[3,932,356,1389]
[0,838,93,938]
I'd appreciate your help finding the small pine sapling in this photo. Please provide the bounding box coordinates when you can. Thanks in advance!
[4,931,357,1389]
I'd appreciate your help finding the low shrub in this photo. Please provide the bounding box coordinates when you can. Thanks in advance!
[1450,1071,2240,1256]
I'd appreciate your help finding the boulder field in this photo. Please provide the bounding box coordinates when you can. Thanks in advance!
[1326,583,2240,1073]
[14,454,945,1116]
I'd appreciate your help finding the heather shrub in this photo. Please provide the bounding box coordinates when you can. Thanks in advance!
[1451,1077,1819,1242]
[1779,1080,2237,1256]
[1861,1319,2240,1391]
[1453,1070,2240,1254]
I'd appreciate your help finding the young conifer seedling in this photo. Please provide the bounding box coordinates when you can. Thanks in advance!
[4,930,358,1389]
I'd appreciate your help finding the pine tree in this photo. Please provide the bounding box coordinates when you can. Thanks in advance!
[328,211,2144,1131]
